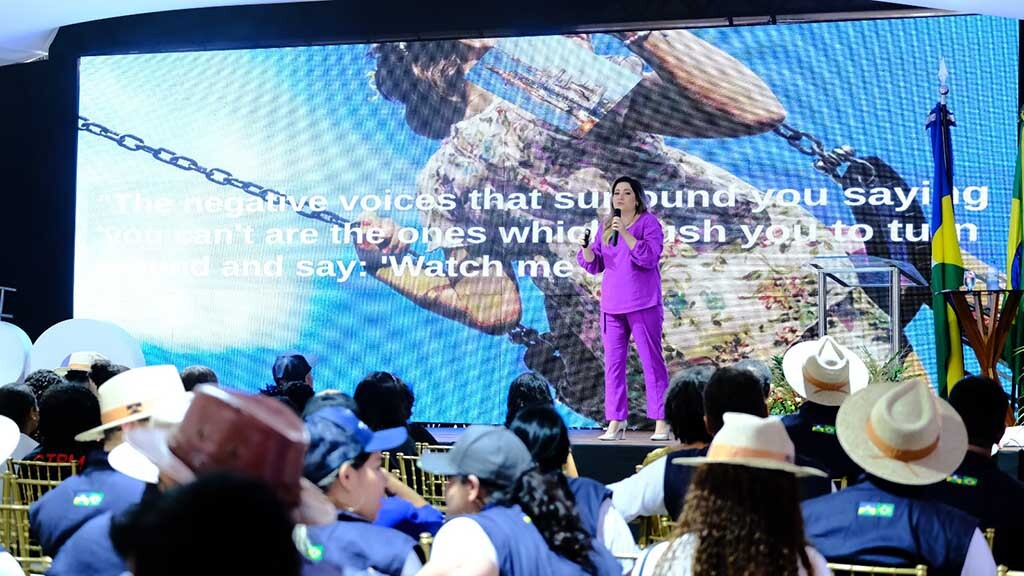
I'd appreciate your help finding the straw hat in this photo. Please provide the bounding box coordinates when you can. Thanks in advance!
[108,392,194,484]
[836,379,967,485]
[672,412,827,477]
[782,336,869,407]
[54,351,108,377]
[75,365,186,442]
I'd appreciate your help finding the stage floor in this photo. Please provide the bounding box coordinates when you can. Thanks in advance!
[427,427,670,485]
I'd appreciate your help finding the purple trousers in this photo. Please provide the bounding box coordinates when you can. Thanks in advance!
[602,305,669,420]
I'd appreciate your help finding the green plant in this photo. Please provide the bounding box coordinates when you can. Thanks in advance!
[859,346,913,384]
[768,355,803,415]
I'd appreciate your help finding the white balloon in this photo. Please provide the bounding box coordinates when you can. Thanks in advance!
[0,322,31,384]
[30,319,145,373]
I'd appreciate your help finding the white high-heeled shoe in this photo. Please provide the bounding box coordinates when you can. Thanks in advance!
[598,424,626,441]
[649,432,670,441]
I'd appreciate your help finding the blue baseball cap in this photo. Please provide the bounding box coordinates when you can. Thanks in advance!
[303,407,407,486]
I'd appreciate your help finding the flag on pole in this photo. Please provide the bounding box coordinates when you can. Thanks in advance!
[928,83,965,398]
[1005,106,1024,411]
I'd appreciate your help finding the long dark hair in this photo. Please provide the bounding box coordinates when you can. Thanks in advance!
[373,40,471,139]
[656,464,812,576]
[665,365,716,445]
[474,470,595,573]
[504,372,554,428]
[508,404,570,474]
[601,176,648,245]
[353,371,414,431]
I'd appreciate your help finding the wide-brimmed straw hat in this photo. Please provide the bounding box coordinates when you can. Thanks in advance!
[782,336,869,407]
[836,379,967,486]
[108,392,194,484]
[75,365,186,442]
[672,412,827,477]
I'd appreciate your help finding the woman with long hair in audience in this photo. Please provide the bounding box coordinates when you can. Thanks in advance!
[419,425,619,575]
[509,404,638,566]
[504,372,580,477]
[634,413,831,576]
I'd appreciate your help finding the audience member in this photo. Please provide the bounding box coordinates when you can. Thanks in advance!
[355,371,438,453]
[802,380,996,575]
[23,369,65,404]
[733,358,772,400]
[781,336,867,481]
[0,384,39,466]
[611,366,834,522]
[505,372,555,428]
[926,375,1024,568]
[111,472,301,576]
[273,352,315,387]
[57,351,108,391]
[509,404,638,568]
[301,406,424,575]
[30,367,186,557]
[24,382,102,470]
[179,365,218,392]
[50,385,316,576]
[418,425,618,575]
[302,392,444,538]
[641,364,715,466]
[634,413,831,576]
[88,360,129,389]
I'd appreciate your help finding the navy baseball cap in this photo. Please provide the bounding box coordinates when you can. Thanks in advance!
[273,353,315,382]
[303,407,406,486]
[419,425,533,487]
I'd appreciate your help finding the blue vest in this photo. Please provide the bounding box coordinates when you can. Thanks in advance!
[926,451,1024,568]
[29,450,145,556]
[664,446,832,520]
[305,511,418,576]
[802,477,977,576]
[782,403,863,480]
[470,504,591,576]
[47,511,128,576]
[566,476,611,539]
[375,496,444,538]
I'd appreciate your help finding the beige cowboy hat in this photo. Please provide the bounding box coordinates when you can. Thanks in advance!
[75,365,186,442]
[108,391,194,484]
[54,351,108,377]
[672,412,827,477]
[837,379,967,486]
[782,336,869,407]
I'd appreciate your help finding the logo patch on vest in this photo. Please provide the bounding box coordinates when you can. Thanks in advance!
[810,424,836,435]
[72,492,104,507]
[305,544,324,562]
[945,474,979,487]
[857,502,895,518]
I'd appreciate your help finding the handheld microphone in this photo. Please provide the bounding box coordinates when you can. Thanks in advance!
[610,208,621,246]
[582,227,591,248]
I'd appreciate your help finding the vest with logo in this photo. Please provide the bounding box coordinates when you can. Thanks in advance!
[782,403,863,480]
[47,511,128,576]
[566,476,611,538]
[926,451,1024,568]
[802,477,977,576]
[29,450,146,556]
[305,510,418,576]
[471,504,595,576]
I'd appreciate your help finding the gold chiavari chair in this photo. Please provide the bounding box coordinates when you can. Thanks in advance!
[827,563,927,575]
[7,460,78,505]
[631,464,674,547]
[0,503,50,574]
[395,452,447,510]
[418,532,433,562]
[984,528,995,551]
[996,566,1024,575]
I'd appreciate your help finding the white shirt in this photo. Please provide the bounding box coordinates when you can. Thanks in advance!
[609,456,668,522]
[597,499,640,573]
[0,553,22,576]
[632,535,832,576]
[422,516,500,576]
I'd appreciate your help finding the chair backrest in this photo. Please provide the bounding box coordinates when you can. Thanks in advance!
[832,476,849,491]
[414,443,450,455]
[997,566,1024,576]
[395,452,447,510]
[827,563,928,575]
[8,459,77,505]
[418,532,433,562]
[0,502,51,573]
[984,528,995,550]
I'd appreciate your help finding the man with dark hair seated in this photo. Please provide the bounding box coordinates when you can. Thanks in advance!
[610,366,830,522]
[640,364,715,466]
[179,365,218,392]
[23,382,102,470]
[781,336,867,481]
[802,380,996,575]
[22,369,65,403]
[926,375,1024,568]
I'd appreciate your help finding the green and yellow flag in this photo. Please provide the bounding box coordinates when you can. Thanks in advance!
[928,101,965,397]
